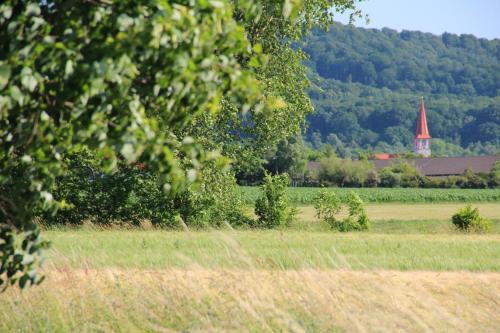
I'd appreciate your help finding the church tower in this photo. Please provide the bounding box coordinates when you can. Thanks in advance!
[414,97,431,157]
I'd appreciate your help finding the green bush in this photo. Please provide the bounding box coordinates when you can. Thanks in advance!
[317,156,375,187]
[44,150,177,227]
[44,150,251,229]
[314,189,341,228]
[345,192,370,231]
[313,190,370,232]
[451,205,491,232]
[174,162,251,229]
[254,173,292,228]
[379,161,423,188]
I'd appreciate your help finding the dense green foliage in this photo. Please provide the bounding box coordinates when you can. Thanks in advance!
[344,191,369,230]
[192,1,362,183]
[305,23,499,96]
[317,156,377,186]
[314,189,369,231]
[44,150,170,227]
[301,22,500,155]
[1,0,365,289]
[239,186,500,205]
[452,205,492,232]
[254,173,293,228]
[313,188,341,224]
[0,0,267,289]
[44,148,254,229]
[311,157,498,189]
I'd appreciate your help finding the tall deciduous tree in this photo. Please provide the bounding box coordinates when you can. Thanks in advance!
[187,0,363,178]
[0,0,267,290]
[0,0,363,289]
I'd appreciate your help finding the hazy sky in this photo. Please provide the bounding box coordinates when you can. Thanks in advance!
[335,0,500,40]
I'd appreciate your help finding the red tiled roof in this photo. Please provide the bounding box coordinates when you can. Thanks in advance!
[372,153,398,160]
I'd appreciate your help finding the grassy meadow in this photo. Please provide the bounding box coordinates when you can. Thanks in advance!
[39,228,500,271]
[2,194,500,332]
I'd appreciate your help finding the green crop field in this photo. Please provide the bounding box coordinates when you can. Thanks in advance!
[238,186,500,204]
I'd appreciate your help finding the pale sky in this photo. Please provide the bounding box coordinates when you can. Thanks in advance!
[336,0,500,40]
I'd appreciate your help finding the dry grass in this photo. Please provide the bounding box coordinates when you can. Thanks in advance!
[295,203,500,221]
[2,268,499,332]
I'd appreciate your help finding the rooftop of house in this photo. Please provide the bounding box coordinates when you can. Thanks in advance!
[372,153,399,160]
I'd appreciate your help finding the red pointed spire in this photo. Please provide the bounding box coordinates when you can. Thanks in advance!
[415,97,431,139]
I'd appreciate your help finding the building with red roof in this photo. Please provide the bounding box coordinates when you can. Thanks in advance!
[372,153,399,160]
[414,97,432,157]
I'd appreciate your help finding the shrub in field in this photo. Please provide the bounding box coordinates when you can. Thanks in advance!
[314,190,369,231]
[451,205,491,232]
[255,173,292,228]
[174,162,251,229]
[314,189,341,228]
[345,192,370,231]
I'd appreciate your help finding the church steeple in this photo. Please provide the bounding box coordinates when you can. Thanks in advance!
[414,97,432,157]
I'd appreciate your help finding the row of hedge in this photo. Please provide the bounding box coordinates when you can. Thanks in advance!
[303,157,500,189]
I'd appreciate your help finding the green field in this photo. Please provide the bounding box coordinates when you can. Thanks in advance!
[238,186,500,204]
[3,202,500,332]
[43,228,500,271]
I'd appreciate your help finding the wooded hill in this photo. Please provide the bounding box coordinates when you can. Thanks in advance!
[301,22,500,156]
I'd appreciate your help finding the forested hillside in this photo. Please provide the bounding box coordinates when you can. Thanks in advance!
[301,22,500,156]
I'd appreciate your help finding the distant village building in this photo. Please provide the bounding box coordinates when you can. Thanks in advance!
[414,97,431,157]
[367,97,499,177]
[307,97,499,178]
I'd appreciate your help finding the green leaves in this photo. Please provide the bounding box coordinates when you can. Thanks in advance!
[314,190,370,232]
[452,205,492,232]
[282,0,301,20]
[0,63,11,90]
[0,0,268,290]
[0,0,361,290]
[20,67,38,92]
[9,85,24,105]
[255,173,292,228]
[0,225,49,291]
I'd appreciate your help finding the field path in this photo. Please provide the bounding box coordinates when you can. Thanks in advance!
[2,268,499,332]
[297,203,500,221]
